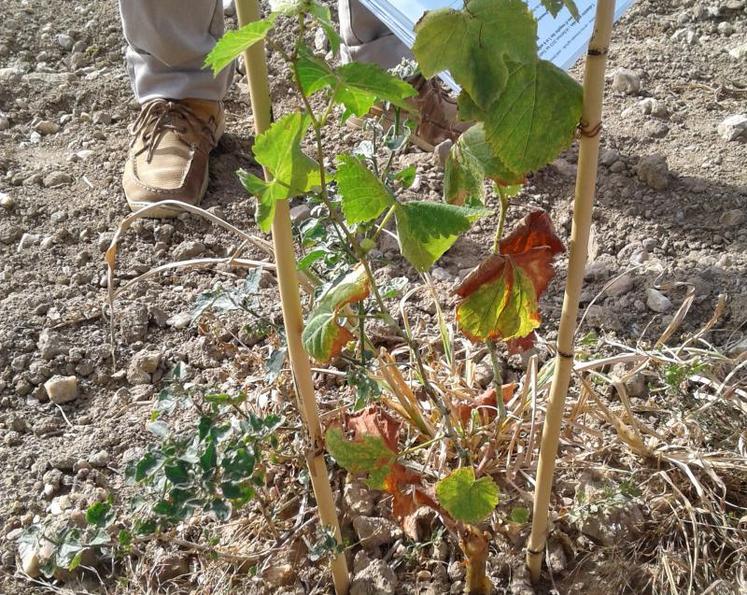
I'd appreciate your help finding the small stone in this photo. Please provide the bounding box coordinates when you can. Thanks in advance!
[43,375,79,404]
[638,98,668,118]
[717,114,747,141]
[719,209,745,228]
[92,111,112,125]
[4,431,22,446]
[611,68,641,95]
[313,27,329,52]
[89,450,110,468]
[97,232,114,252]
[643,121,669,138]
[552,158,577,177]
[352,516,401,549]
[290,204,311,224]
[717,21,734,35]
[167,312,192,329]
[0,223,22,244]
[350,558,398,595]
[636,154,670,190]
[344,480,374,516]
[55,33,74,51]
[38,329,68,360]
[43,171,73,188]
[431,267,452,282]
[0,192,16,211]
[606,273,634,297]
[33,120,60,135]
[0,67,22,82]
[434,139,453,168]
[0,116,10,131]
[173,240,205,260]
[262,563,296,587]
[728,43,747,60]
[646,288,672,313]
[127,349,161,385]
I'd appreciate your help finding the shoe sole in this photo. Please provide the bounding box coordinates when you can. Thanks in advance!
[125,167,209,218]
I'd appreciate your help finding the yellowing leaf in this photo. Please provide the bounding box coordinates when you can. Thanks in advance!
[395,201,491,272]
[302,266,370,362]
[435,467,499,525]
[444,124,524,206]
[325,426,396,490]
[414,0,536,110]
[455,210,564,342]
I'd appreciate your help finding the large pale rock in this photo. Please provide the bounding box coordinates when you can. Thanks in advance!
[43,375,79,404]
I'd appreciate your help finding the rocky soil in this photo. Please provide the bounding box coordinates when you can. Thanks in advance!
[0,0,745,593]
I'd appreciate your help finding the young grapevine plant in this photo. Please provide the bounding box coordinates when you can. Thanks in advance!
[207,0,581,592]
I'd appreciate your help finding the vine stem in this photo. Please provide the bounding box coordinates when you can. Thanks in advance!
[235,2,349,593]
[486,340,506,422]
[492,190,511,254]
[526,0,616,583]
[285,29,461,448]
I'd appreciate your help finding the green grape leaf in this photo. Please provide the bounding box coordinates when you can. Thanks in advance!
[541,0,580,20]
[394,165,417,188]
[455,210,564,342]
[395,201,490,272]
[303,266,370,362]
[334,62,417,116]
[444,124,524,206]
[325,426,396,490]
[435,467,499,525]
[204,15,277,76]
[468,60,583,175]
[509,506,530,524]
[238,111,321,232]
[296,52,416,117]
[413,0,537,110]
[296,47,337,95]
[336,154,395,224]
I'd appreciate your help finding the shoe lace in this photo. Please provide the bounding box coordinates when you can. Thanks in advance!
[129,99,217,163]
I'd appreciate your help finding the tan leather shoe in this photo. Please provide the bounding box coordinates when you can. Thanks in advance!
[347,75,470,152]
[123,98,225,217]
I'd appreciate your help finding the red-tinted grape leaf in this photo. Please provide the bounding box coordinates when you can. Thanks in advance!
[455,384,516,425]
[455,210,564,342]
[302,266,369,362]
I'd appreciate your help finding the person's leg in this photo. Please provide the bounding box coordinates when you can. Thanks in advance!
[118,0,229,216]
[338,0,411,69]
[119,0,232,102]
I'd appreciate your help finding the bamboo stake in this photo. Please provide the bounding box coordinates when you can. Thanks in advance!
[526,0,616,583]
[234,1,349,592]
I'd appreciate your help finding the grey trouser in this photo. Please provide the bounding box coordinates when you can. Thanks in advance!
[119,0,410,103]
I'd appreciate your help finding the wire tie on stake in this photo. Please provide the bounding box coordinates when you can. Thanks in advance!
[578,120,603,138]
[557,350,575,360]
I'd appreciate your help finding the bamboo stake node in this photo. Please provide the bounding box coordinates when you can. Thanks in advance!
[234,1,350,593]
[525,0,616,583]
